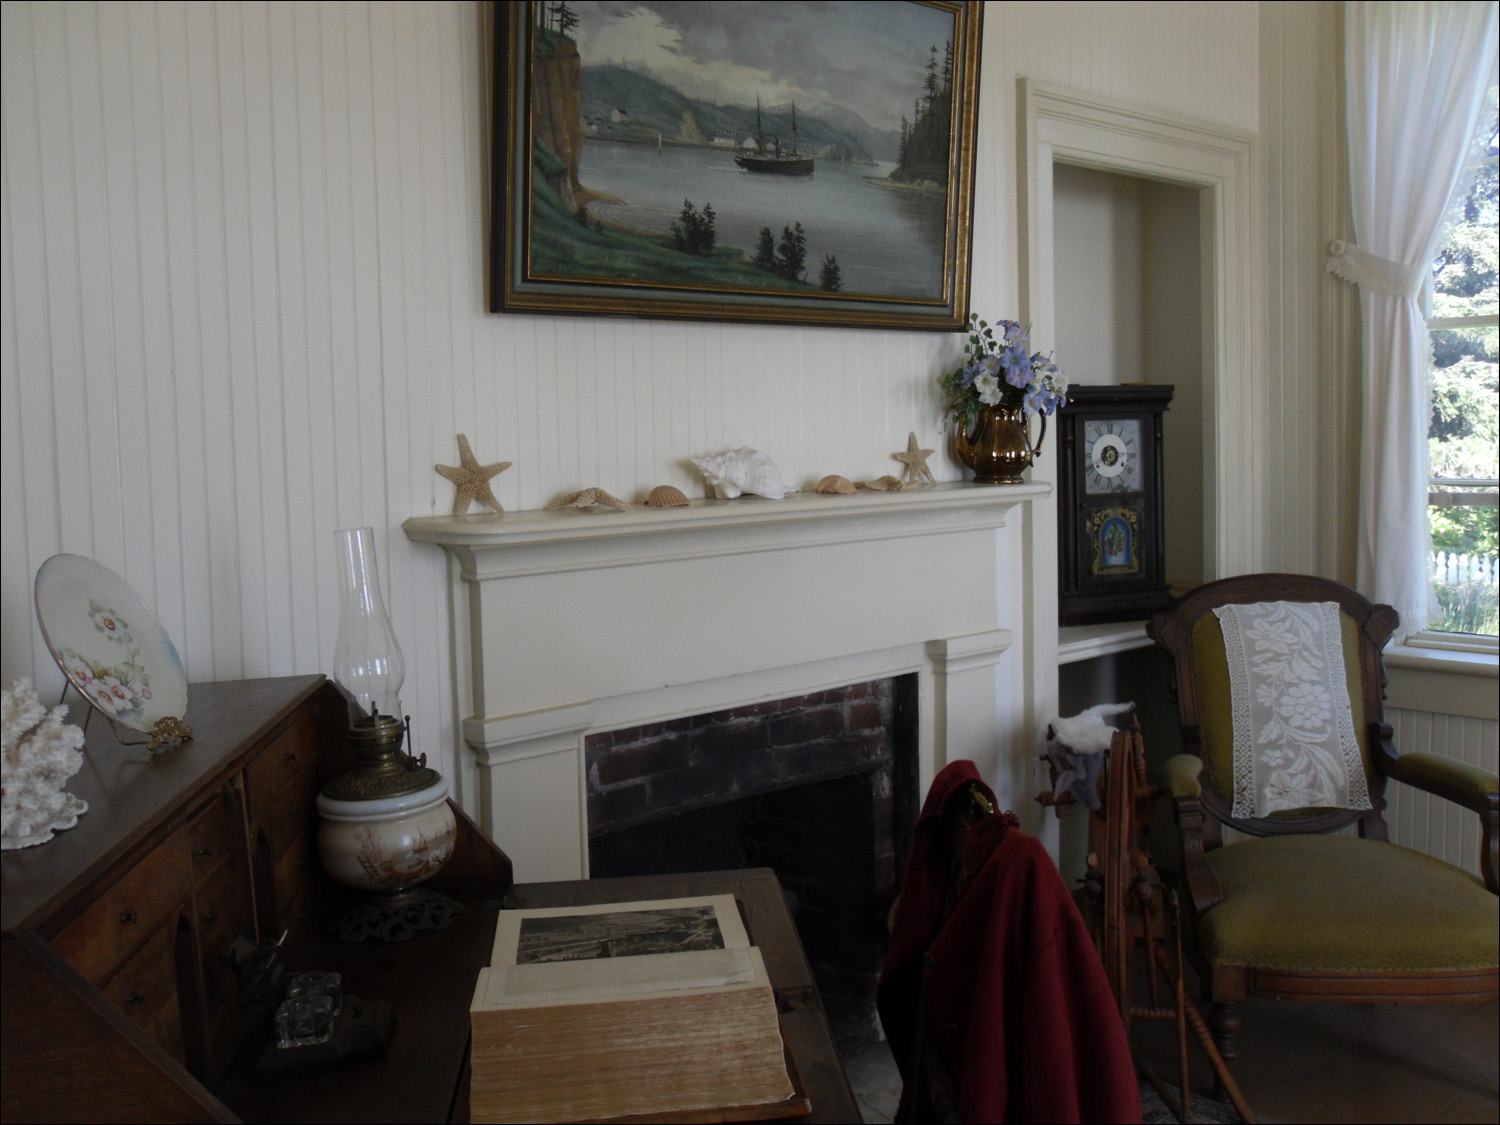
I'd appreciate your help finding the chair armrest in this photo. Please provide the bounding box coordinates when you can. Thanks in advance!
[1384,752,1499,893]
[1383,752,1498,815]
[1165,755,1224,912]
[1164,754,1203,799]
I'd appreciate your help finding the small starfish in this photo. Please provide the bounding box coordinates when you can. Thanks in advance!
[546,487,630,512]
[894,431,936,485]
[436,434,510,516]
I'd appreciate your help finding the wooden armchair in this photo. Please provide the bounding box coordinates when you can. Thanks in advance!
[1147,573,1499,1063]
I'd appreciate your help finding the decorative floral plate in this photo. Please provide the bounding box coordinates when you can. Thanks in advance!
[34,554,188,735]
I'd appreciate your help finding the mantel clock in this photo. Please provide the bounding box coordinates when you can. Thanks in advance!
[1057,384,1175,625]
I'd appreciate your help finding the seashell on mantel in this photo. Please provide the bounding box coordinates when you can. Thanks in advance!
[858,475,907,491]
[645,485,690,508]
[545,487,630,512]
[690,447,797,500]
[816,475,856,495]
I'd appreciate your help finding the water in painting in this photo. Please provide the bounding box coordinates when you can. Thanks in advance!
[526,1,959,300]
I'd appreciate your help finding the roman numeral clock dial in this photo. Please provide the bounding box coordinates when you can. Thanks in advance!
[1057,386,1175,624]
[1084,419,1141,493]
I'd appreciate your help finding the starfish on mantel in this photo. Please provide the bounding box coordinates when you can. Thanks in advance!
[435,434,510,516]
[894,431,936,486]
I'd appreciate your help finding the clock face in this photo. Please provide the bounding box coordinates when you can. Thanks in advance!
[1084,419,1141,494]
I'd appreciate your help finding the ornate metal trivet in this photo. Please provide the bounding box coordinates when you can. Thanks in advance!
[331,889,465,944]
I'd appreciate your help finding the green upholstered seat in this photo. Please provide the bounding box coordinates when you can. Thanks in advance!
[1200,835,1500,973]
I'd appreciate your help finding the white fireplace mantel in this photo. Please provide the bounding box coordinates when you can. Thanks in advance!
[406,483,1051,881]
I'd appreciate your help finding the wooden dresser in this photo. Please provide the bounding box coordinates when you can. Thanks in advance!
[1,676,513,1124]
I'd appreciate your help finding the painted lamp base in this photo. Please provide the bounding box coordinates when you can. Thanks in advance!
[316,775,457,895]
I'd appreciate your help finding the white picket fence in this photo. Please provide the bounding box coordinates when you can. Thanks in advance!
[1431,551,1499,587]
[1430,550,1499,634]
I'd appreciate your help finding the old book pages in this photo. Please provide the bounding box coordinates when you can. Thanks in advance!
[470,895,806,1124]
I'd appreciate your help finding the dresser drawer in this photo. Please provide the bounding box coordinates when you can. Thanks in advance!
[187,791,237,885]
[195,862,245,955]
[52,833,191,986]
[273,829,316,933]
[247,713,318,817]
[100,920,178,1028]
[262,763,318,861]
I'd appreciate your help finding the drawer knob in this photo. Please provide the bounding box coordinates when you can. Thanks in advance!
[284,753,297,763]
[118,910,138,925]
[195,846,213,858]
[126,992,146,1006]
[203,908,219,924]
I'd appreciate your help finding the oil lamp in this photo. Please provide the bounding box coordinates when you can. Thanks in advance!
[316,527,458,941]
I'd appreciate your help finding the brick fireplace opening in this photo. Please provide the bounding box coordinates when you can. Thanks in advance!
[586,676,920,1038]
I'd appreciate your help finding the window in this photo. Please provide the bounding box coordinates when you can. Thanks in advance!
[1425,87,1499,640]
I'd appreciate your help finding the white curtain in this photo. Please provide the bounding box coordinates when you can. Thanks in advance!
[1329,1,1498,636]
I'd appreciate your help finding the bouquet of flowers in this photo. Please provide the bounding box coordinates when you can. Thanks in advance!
[940,313,1068,433]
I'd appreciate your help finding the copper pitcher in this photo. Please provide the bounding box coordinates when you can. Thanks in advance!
[954,403,1046,484]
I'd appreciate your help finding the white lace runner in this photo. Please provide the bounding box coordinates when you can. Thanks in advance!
[1213,601,1372,819]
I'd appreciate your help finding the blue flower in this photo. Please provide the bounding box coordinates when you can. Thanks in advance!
[1000,344,1031,388]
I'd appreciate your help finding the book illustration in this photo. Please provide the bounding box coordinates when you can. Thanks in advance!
[516,904,724,964]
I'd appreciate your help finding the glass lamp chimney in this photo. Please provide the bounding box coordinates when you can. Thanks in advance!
[332,527,405,726]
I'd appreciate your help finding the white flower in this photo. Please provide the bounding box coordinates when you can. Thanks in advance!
[62,654,94,687]
[1279,682,1332,730]
[89,676,133,716]
[974,372,1002,406]
[89,604,125,638]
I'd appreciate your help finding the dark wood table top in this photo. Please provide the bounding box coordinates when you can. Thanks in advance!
[510,868,861,1125]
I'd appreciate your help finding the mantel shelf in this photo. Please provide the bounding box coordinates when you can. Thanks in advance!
[1058,620,1153,664]
[405,481,1050,580]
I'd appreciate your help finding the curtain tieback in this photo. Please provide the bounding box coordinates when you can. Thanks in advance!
[1324,239,1426,301]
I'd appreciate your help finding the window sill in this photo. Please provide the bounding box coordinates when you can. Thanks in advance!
[1383,640,1497,721]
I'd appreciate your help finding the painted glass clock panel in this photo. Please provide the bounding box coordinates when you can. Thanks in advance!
[1087,500,1144,577]
[1083,418,1142,494]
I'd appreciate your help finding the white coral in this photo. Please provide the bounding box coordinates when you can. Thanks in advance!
[2,678,88,850]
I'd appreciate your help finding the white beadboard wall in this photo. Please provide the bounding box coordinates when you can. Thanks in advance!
[1,1,1263,799]
[1259,0,1360,585]
[1385,709,1500,880]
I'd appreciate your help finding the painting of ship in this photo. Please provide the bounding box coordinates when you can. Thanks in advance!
[734,96,814,176]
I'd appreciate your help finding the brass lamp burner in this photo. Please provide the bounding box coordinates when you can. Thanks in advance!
[321,707,439,801]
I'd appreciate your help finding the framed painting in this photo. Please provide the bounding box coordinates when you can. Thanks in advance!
[490,0,984,330]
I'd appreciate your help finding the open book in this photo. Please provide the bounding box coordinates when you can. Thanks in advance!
[470,895,809,1124]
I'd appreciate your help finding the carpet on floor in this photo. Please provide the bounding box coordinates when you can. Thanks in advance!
[1139,1078,1255,1124]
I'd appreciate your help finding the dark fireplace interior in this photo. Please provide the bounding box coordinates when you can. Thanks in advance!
[586,676,920,1038]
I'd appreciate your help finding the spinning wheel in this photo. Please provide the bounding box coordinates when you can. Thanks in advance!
[1043,717,1253,1123]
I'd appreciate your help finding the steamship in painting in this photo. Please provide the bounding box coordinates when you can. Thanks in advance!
[734,96,814,176]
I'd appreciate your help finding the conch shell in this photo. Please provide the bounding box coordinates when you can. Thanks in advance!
[816,475,856,495]
[690,447,797,500]
[646,485,689,508]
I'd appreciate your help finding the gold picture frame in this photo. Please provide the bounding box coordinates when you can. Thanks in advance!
[490,0,984,330]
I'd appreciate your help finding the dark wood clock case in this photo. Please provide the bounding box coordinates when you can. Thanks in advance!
[1057,384,1175,625]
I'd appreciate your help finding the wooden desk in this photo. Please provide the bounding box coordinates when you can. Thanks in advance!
[507,869,861,1125]
[1,678,855,1123]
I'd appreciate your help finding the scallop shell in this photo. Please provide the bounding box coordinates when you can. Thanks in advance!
[858,475,907,491]
[646,484,689,508]
[690,447,797,500]
[816,475,856,495]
